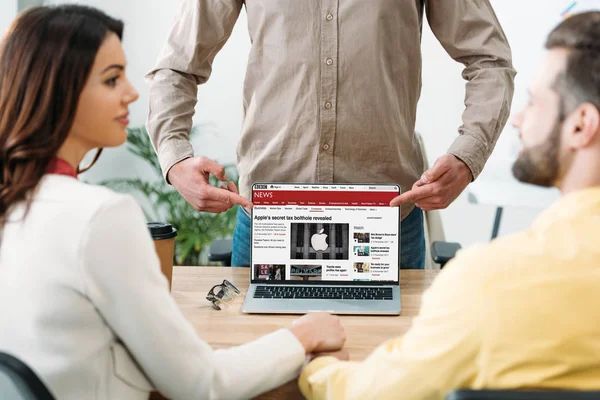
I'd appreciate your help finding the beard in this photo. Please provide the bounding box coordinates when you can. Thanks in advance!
[512,122,562,187]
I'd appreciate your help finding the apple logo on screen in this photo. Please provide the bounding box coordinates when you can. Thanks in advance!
[311,228,329,251]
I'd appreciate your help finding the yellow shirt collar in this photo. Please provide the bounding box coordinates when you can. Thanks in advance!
[532,186,600,231]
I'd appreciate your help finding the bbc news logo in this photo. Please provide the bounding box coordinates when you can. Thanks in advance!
[255,184,268,189]
[255,192,274,198]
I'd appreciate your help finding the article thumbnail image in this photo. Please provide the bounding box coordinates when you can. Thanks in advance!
[290,265,322,281]
[353,232,370,243]
[290,223,349,260]
[254,264,286,281]
[353,262,370,274]
[353,246,370,257]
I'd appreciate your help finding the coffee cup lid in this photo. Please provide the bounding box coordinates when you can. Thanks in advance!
[147,222,177,240]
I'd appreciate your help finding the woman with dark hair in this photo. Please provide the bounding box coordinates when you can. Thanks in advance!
[0,6,345,400]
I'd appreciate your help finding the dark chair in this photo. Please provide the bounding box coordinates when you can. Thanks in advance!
[208,239,233,266]
[447,389,600,400]
[431,240,462,268]
[0,352,55,400]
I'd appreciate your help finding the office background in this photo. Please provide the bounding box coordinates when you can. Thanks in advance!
[1,0,595,249]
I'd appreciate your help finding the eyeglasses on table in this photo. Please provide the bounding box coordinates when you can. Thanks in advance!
[206,279,242,310]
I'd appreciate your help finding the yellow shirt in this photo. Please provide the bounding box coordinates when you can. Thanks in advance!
[299,188,600,400]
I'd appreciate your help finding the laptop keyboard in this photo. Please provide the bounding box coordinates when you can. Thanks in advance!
[253,286,394,300]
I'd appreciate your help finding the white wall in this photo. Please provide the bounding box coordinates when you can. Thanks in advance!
[40,0,594,247]
[0,0,17,36]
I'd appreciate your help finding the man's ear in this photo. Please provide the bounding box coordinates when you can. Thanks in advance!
[565,103,600,150]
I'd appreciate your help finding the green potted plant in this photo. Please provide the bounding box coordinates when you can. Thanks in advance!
[100,126,238,265]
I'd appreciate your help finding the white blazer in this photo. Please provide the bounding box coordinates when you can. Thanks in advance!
[0,175,305,400]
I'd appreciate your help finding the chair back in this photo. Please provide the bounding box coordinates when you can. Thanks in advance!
[0,352,55,400]
[447,389,600,400]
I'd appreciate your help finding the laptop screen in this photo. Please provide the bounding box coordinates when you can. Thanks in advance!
[250,183,400,284]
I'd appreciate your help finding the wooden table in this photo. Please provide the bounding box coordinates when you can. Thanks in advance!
[170,267,438,399]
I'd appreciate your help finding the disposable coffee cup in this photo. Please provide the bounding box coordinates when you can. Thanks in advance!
[148,222,178,291]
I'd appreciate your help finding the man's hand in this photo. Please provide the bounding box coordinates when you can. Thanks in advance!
[289,312,346,354]
[390,154,472,211]
[167,156,253,213]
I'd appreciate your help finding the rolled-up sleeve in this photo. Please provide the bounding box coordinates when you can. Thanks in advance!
[425,0,516,179]
[145,0,243,181]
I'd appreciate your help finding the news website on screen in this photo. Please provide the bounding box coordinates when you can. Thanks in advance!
[251,184,400,283]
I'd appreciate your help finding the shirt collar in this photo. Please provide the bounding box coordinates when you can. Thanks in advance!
[46,158,77,179]
[532,186,600,231]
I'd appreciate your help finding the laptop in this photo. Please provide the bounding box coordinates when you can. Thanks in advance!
[242,183,401,315]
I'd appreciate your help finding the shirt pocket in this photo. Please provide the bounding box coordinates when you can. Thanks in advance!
[110,342,154,392]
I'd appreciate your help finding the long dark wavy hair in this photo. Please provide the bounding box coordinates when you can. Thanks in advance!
[0,5,123,228]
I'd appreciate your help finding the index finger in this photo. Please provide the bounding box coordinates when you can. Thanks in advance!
[389,185,435,207]
[204,185,253,208]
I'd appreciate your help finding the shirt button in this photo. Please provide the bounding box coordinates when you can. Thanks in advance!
[324,102,332,109]
[326,58,333,66]
[326,13,334,21]
[322,143,330,151]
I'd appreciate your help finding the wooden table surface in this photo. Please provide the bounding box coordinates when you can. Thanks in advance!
[169,266,439,399]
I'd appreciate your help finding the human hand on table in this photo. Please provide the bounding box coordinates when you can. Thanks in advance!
[168,156,253,213]
[390,154,472,211]
[289,312,346,354]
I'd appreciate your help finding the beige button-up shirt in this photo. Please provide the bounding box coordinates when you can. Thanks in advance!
[146,0,515,219]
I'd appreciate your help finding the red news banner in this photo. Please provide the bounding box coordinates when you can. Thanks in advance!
[252,190,397,207]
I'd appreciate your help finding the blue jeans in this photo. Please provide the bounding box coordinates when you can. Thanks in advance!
[232,206,425,269]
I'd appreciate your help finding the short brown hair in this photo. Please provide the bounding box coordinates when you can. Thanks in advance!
[546,12,600,119]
